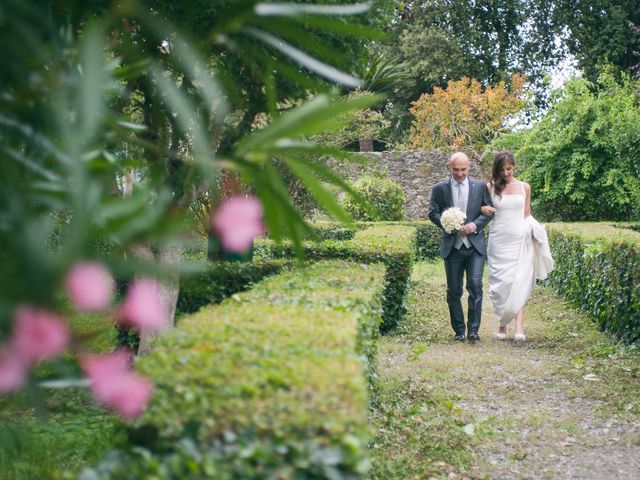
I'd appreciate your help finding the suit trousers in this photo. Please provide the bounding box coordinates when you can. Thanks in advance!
[444,244,485,336]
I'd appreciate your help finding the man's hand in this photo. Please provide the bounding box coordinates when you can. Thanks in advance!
[459,223,476,236]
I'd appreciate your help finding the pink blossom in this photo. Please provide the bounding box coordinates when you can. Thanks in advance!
[13,306,70,365]
[0,347,27,393]
[81,349,132,380]
[212,195,264,253]
[118,279,166,331]
[64,262,115,312]
[81,351,153,420]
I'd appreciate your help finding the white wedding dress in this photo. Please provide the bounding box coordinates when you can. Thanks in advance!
[487,182,554,327]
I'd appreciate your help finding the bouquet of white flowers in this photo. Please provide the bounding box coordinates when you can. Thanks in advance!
[441,207,466,234]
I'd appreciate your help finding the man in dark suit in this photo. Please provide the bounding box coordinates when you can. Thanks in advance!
[428,152,493,342]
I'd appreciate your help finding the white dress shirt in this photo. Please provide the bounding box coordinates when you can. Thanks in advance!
[451,177,471,249]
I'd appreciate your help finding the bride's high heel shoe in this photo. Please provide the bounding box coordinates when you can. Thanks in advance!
[514,332,527,342]
[493,326,508,340]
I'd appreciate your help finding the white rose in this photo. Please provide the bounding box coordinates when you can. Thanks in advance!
[441,207,466,234]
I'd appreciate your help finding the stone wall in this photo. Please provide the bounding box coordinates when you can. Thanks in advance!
[327,150,483,220]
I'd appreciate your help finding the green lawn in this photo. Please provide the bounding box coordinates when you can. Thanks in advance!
[0,312,124,479]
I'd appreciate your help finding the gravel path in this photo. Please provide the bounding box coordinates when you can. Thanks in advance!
[373,261,640,480]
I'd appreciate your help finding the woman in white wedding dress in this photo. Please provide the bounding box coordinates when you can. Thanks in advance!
[481,151,554,342]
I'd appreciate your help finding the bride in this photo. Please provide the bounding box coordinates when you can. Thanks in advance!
[481,151,554,341]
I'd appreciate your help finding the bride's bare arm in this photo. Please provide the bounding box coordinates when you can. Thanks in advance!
[524,182,531,218]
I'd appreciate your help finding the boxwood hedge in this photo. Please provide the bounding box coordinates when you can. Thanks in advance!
[176,258,292,316]
[81,261,385,479]
[255,224,416,332]
[546,222,640,344]
[308,222,357,241]
[353,221,440,261]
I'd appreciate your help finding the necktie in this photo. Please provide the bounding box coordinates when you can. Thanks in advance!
[456,181,466,212]
[455,181,470,248]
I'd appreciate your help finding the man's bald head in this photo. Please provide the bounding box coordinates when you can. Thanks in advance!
[449,152,470,182]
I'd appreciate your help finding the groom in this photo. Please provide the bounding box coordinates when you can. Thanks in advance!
[428,152,493,342]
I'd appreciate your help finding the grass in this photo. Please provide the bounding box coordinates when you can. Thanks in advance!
[0,312,124,479]
[370,260,489,479]
[0,390,126,479]
[369,260,640,479]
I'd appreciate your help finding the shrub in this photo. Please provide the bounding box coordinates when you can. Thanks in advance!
[307,222,357,241]
[485,71,640,221]
[176,258,292,315]
[546,222,640,343]
[256,224,416,331]
[343,176,405,221]
[409,75,526,158]
[355,221,440,260]
[413,222,441,260]
[82,261,386,479]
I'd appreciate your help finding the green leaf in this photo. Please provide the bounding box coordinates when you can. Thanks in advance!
[292,154,373,218]
[282,154,353,225]
[113,59,152,80]
[289,15,386,40]
[143,18,230,124]
[267,139,366,162]
[2,146,62,182]
[260,163,312,256]
[236,93,382,155]
[243,27,362,88]
[254,3,371,16]
[0,114,72,166]
[151,66,218,184]
[79,23,108,147]
[116,120,147,131]
[102,190,175,245]
[249,17,342,64]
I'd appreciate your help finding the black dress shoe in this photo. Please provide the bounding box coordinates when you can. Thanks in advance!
[454,334,465,342]
[468,333,480,343]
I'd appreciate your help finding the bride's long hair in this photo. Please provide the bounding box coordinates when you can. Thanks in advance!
[490,150,516,198]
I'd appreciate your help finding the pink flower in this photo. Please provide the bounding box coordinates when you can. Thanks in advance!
[81,351,153,420]
[13,306,70,365]
[212,195,264,253]
[118,279,167,331]
[0,347,27,393]
[64,262,115,312]
[81,349,132,380]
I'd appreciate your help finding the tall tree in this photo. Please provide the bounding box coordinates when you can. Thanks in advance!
[380,0,560,145]
[408,74,526,168]
[486,70,640,221]
[554,0,640,81]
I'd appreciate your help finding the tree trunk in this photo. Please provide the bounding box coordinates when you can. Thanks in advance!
[137,244,182,355]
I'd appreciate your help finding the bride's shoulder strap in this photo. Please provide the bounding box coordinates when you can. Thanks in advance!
[520,181,526,197]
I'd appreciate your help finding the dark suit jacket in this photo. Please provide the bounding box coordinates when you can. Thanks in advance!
[428,177,493,258]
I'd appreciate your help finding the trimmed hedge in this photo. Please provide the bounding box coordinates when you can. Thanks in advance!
[546,223,640,343]
[412,222,441,260]
[116,258,292,351]
[255,224,417,331]
[307,222,357,241]
[82,261,385,479]
[176,258,292,316]
[354,221,440,261]
[343,176,405,221]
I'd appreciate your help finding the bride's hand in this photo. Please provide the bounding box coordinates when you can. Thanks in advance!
[481,205,496,215]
